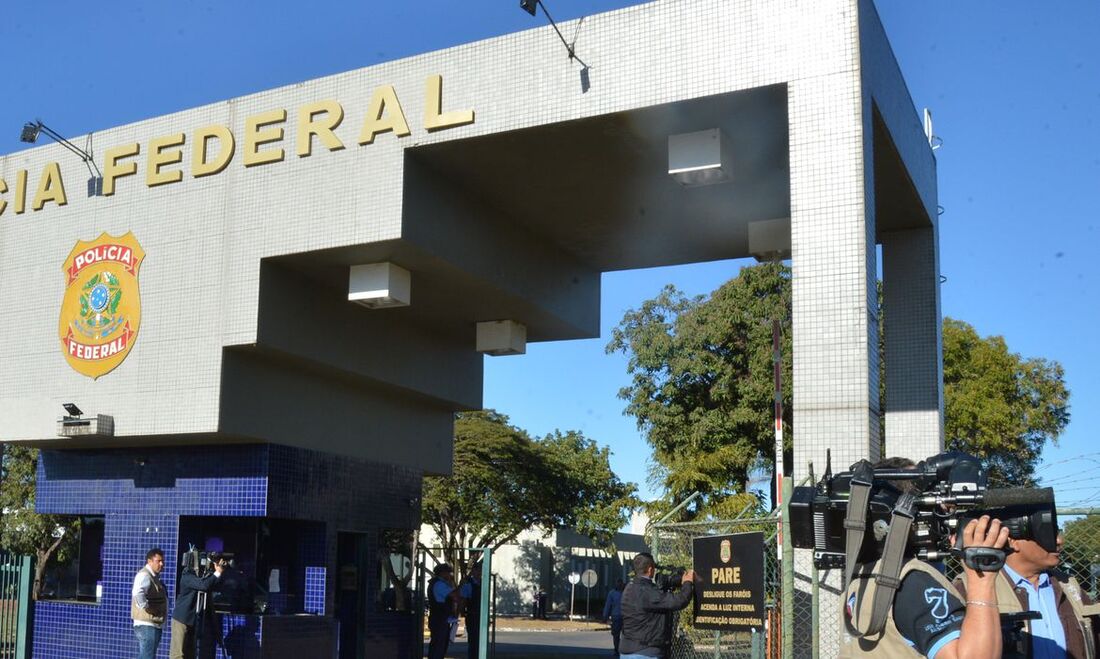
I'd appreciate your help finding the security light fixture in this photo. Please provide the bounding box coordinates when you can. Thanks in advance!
[348,262,411,309]
[20,122,41,143]
[19,119,103,197]
[668,128,733,187]
[517,0,589,70]
[63,402,84,417]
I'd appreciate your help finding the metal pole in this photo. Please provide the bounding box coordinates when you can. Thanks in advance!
[773,318,784,565]
[570,582,575,620]
[811,561,820,659]
[16,555,33,659]
[649,491,703,562]
[491,573,498,659]
[479,548,493,659]
[781,478,794,659]
[752,627,764,659]
[713,630,721,659]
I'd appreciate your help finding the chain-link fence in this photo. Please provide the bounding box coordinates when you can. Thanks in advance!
[650,512,786,659]
[652,508,1100,659]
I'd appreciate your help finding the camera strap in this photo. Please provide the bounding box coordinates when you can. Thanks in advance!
[862,492,916,638]
[843,461,875,589]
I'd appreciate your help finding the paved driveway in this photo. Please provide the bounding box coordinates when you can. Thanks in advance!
[426,628,614,657]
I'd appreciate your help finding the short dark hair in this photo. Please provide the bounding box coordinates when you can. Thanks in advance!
[633,552,656,575]
[874,457,919,494]
[433,563,453,577]
[146,547,164,562]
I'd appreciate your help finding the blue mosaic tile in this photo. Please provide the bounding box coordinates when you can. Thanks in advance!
[33,444,423,659]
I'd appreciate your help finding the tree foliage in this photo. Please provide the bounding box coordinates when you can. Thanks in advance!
[606,262,792,515]
[0,445,79,599]
[942,319,1070,487]
[422,410,637,580]
[1061,515,1100,578]
[607,263,1070,515]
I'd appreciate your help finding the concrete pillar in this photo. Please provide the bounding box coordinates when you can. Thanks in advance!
[788,68,880,659]
[789,74,881,485]
[881,226,944,460]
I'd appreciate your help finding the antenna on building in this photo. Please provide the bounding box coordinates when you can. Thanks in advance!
[923,108,943,151]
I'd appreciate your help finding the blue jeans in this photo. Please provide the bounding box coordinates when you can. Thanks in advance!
[134,624,163,659]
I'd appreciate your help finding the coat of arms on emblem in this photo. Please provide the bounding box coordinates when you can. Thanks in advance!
[720,539,732,564]
[58,232,145,379]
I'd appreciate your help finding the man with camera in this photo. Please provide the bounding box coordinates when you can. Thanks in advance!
[955,532,1100,658]
[620,552,697,658]
[834,455,1011,659]
[170,553,225,659]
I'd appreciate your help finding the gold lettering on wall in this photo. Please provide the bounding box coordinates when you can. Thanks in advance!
[103,143,141,196]
[243,109,288,167]
[15,170,27,214]
[0,177,7,216]
[358,85,411,145]
[146,133,186,187]
[193,125,235,178]
[297,100,346,157]
[32,162,68,211]
[424,74,474,131]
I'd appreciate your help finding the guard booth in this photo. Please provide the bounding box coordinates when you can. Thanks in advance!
[0,0,943,656]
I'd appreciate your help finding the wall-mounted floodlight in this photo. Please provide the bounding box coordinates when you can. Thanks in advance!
[668,128,733,187]
[517,0,589,70]
[20,119,103,196]
[57,403,114,438]
[348,262,411,309]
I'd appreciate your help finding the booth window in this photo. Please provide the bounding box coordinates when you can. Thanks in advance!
[377,528,415,612]
[40,515,105,603]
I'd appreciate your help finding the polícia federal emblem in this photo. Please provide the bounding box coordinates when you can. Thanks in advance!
[59,232,145,379]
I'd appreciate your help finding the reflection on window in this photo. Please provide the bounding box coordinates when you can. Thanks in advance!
[40,515,104,603]
[377,528,414,612]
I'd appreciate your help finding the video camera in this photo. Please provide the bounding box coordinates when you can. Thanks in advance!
[790,450,1059,570]
[180,546,235,578]
[653,567,686,593]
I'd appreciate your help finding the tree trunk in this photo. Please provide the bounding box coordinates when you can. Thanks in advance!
[33,535,65,600]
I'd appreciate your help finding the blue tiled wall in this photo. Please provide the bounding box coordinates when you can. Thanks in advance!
[33,444,422,659]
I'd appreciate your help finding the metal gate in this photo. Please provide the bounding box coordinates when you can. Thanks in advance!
[0,553,33,659]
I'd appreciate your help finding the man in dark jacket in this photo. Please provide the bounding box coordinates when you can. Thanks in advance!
[170,554,224,659]
[620,553,696,658]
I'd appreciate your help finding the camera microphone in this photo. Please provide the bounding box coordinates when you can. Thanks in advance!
[981,487,1054,508]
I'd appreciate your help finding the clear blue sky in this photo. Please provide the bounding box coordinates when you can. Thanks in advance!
[3,2,1097,505]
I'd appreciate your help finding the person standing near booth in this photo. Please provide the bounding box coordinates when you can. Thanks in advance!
[427,563,460,659]
[132,548,168,659]
[460,559,483,659]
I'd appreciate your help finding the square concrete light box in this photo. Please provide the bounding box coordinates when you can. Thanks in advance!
[668,128,733,187]
[476,320,527,356]
[348,262,411,309]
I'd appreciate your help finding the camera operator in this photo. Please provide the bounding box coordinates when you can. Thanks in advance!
[955,532,1100,658]
[620,552,697,659]
[839,454,1011,659]
[170,554,225,659]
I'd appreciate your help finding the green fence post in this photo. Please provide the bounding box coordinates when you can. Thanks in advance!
[16,555,33,659]
[811,561,819,659]
[479,548,492,659]
[781,478,793,659]
[712,630,721,659]
[751,627,763,659]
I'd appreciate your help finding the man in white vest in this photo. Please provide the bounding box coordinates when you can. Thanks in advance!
[132,547,168,659]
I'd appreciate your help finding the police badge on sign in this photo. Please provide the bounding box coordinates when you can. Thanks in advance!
[59,232,145,379]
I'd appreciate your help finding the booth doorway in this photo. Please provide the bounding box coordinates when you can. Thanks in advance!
[336,532,369,659]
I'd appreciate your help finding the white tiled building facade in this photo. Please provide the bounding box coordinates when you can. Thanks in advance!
[1,1,941,655]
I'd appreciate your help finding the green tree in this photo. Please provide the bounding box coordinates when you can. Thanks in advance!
[0,445,79,599]
[422,410,637,580]
[608,264,1070,513]
[1061,515,1100,587]
[942,319,1070,487]
[606,262,792,516]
